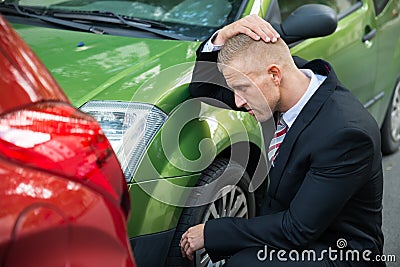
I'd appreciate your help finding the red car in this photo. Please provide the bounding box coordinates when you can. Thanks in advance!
[0,16,136,267]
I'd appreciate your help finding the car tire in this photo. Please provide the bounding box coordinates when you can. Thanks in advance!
[381,78,400,155]
[165,158,256,267]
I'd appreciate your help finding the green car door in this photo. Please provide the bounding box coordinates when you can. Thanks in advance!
[374,0,400,153]
[283,0,380,120]
[278,0,400,154]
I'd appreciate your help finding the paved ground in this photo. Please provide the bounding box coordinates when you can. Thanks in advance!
[382,149,400,266]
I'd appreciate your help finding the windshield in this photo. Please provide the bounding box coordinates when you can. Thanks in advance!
[5,0,245,40]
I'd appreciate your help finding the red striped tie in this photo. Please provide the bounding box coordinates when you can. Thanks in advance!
[268,116,288,165]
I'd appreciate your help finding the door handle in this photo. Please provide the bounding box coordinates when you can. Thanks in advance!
[362,28,377,42]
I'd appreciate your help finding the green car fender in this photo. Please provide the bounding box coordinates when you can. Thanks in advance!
[128,86,268,237]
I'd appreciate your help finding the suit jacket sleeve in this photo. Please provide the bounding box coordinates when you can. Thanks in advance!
[188,41,239,110]
[204,127,375,261]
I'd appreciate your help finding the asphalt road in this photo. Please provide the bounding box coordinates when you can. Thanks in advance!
[382,149,400,266]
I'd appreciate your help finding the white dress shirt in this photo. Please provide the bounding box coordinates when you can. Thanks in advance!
[202,31,222,52]
[282,69,327,129]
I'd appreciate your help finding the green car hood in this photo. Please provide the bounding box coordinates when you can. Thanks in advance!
[13,24,200,111]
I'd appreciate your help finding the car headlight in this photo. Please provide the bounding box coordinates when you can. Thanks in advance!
[80,101,168,181]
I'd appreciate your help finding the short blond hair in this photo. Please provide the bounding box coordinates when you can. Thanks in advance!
[218,34,295,72]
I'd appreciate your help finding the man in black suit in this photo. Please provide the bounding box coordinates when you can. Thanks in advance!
[180,15,385,266]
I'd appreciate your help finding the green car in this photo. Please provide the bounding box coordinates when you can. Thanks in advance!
[2,0,399,266]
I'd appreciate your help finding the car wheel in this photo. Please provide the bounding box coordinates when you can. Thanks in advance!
[166,158,256,267]
[381,78,400,155]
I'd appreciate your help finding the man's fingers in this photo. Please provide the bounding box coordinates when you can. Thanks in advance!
[245,15,279,42]
[263,20,280,42]
[184,240,191,256]
[180,231,188,246]
[215,14,280,46]
[180,236,187,258]
[188,253,194,261]
[238,14,279,42]
[181,230,188,240]
[235,18,264,41]
[180,225,205,261]
[184,240,195,261]
[244,15,270,40]
[239,26,262,41]
[180,239,187,258]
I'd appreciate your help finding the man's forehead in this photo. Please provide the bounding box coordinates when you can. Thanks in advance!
[223,67,254,86]
[222,64,249,79]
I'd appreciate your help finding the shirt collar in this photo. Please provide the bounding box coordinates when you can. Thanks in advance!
[282,69,326,128]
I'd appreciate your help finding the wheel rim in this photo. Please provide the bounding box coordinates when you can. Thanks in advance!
[390,81,400,142]
[195,185,248,267]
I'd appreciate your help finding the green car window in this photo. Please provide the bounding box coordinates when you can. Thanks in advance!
[279,0,360,20]
[13,0,244,39]
[373,0,389,14]
[15,0,242,27]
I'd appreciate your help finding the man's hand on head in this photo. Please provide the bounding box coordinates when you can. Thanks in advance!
[180,224,205,261]
[213,14,280,46]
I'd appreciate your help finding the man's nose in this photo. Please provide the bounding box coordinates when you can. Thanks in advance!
[234,93,246,108]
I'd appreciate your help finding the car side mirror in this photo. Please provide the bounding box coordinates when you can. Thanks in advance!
[272,4,338,44]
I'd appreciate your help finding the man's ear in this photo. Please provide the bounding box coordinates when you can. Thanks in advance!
[266,64,281,86]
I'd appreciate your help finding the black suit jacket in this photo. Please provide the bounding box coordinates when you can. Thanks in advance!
[189,44,384,264]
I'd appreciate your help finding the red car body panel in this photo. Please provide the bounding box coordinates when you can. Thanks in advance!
[0,16,136,267]
[0,16,68,114]
[0,159,133,266]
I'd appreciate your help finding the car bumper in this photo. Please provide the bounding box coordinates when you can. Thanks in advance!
[130,228,175,267]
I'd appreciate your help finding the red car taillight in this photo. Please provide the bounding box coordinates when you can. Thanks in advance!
[0,101,130,217]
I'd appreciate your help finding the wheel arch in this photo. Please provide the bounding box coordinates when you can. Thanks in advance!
[217,141,269,214]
